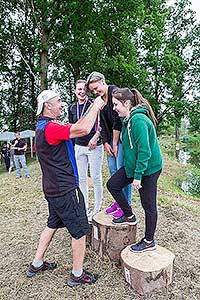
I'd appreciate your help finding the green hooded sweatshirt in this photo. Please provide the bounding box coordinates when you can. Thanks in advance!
[121,106,162,180]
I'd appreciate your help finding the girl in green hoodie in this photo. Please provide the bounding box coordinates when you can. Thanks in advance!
[107,88,162,253]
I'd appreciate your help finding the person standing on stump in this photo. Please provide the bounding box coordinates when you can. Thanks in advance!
[107,87,162,253]
[26,89,105,287]
[86,71,132,218]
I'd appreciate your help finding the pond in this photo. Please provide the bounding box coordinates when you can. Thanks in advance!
[169,144,200,196]
[175,146,200,169]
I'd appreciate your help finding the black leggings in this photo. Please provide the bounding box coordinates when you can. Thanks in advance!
[107,167,161,241]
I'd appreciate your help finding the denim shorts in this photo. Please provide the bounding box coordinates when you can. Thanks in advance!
[46,187,90,239]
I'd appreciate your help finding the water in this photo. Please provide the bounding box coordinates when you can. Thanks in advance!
[175,147,200,169]
[175,146,200,196]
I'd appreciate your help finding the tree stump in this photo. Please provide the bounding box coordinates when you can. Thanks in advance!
[121,245,175,295]
[91,211,137,263]
[86,223,92,246]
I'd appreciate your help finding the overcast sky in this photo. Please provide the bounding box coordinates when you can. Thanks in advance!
[191,0,200,20]
[168,0,200,20]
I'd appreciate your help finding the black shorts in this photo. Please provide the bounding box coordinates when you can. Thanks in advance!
[46,187,90,239]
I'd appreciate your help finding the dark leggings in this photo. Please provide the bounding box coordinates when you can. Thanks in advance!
[107,167,161,241]
[4,157,10,171]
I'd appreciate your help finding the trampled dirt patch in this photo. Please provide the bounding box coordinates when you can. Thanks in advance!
[0,160,199,300]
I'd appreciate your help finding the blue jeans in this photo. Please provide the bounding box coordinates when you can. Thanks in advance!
[107,141,132,205]
[14,154,30,177]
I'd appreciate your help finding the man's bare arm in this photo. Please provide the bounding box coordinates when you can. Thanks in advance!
[69,97,104,139]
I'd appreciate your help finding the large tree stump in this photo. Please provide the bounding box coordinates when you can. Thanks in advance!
[121,245,175,295]
[91,211,137,263]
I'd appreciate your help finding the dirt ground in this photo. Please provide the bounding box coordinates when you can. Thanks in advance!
[0,161,200,300]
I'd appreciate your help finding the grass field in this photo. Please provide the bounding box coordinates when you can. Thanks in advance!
[0,153,199,300]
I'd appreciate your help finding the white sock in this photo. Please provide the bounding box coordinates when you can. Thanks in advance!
[144,238,153,243]
[72,269,83,277]
[128,215,134,219]
[32,260,43,268]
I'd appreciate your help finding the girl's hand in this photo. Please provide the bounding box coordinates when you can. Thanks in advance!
[104,142,114,156]
[112,144,118,157]
[133,179,142,191]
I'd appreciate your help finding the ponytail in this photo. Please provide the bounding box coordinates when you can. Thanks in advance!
[131,88,157,128]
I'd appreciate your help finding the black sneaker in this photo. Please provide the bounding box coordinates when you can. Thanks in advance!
[67,270,98,287]
[112,214,137,225]
[26,261,57,278]
[130,238,156,253]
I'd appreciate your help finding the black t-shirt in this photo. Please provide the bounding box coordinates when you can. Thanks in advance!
[11,139,27,155]
[1,146,10,158]
[100,85,122,144]
[68,98,102,146]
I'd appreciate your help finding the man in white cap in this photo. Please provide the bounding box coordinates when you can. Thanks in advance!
[27,89,104,287]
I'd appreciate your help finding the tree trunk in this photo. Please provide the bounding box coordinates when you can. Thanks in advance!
[175,125,180,141]
[121,245,175,295]
[91,212,137,264]
[40,27,49,91]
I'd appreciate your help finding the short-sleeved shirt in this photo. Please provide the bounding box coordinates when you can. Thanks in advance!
[12,139,27,155]
[68,99,102,146]
[36,116,78,198]
[100,85,122,144]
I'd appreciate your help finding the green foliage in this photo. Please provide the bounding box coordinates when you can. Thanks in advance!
[187,133,200,145]
[0,0,200,133]
[187,97,200,132]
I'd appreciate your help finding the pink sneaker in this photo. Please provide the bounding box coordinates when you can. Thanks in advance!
[113,208,124,218]
[105,201,119,214]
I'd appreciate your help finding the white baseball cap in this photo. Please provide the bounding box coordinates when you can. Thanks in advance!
[36,90,59,115]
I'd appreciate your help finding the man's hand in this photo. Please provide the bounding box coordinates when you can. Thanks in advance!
[88,131,101,150]
[133,179,142,191]
[104,142,114,156]
[93,96,105,110]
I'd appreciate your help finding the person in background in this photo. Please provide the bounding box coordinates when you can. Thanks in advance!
[9,142,15,173]
[107,87,162,253]
[27,89,105,287]
[68,79,103,218]
[1,142,10,171]
[11,132,30,178]
[86,72,132,218]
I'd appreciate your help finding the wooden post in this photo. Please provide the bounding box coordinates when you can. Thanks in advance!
[91,211,137,263]
[121,245,175,295]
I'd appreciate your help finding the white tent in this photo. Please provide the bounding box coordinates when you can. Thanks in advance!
[20,130,35,158]
[0,131,15,141]
[0,130,35,158]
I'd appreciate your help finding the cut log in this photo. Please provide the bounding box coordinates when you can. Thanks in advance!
[86,223,92,246]
[91,211,137,263]
[121,245,175,295]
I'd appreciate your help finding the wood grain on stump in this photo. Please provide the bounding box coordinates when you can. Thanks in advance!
[121,245,175,295]
[91,211,137,263]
